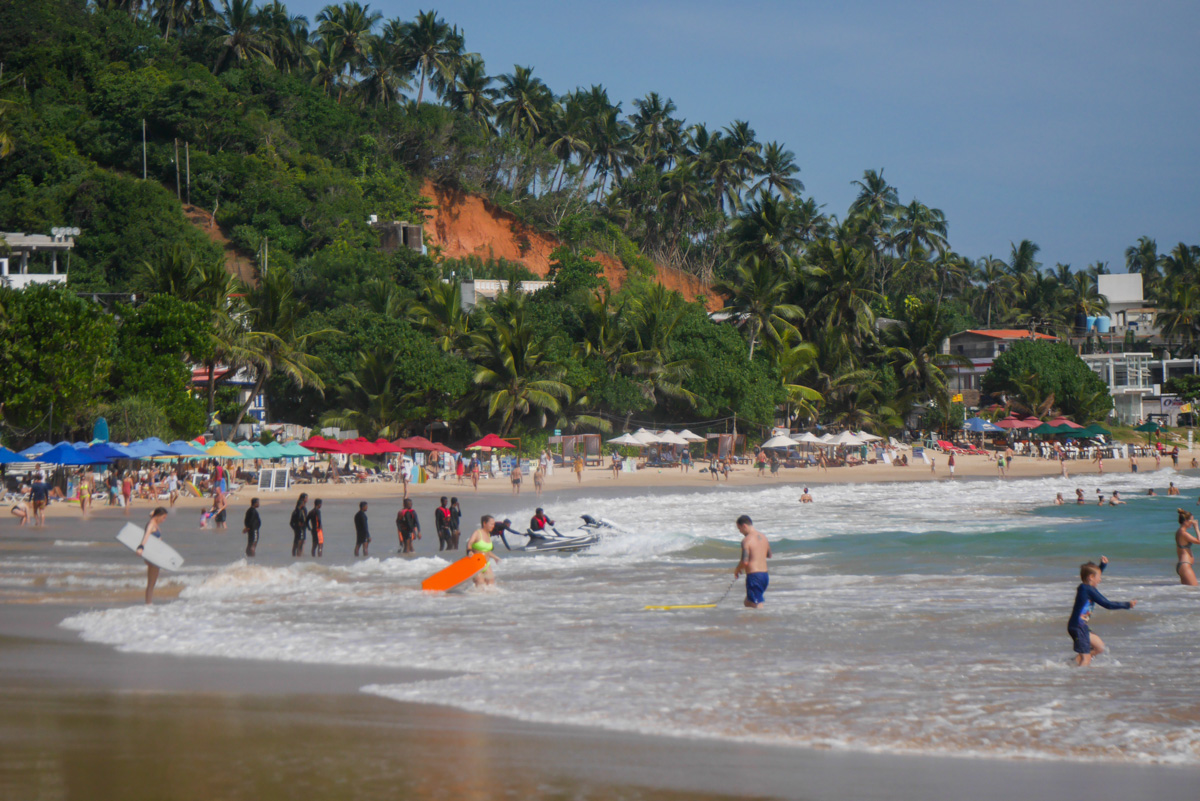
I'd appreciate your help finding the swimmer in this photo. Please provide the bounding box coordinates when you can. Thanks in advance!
[734,514,772,609]
[799,488,813,503]
[133,507,170,605]
[1097,494,1105,506]
[1148,488,1157,496]
[1055,493,1064,505]
[1067,556,1136,667]
[1075,488,1085,505]
[1168,482,1180,496]
[466,515,501,587]
[1109,491,1125,506]
[1174,509,1200,586]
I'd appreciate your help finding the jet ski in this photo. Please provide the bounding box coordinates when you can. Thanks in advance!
[517,514,614,553]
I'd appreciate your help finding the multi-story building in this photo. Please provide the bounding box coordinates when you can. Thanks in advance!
[0,230,76,289]
[942,329,1059,395]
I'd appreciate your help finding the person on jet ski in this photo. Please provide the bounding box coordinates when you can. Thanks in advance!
[492,518,516,550]
[530,508,555,533]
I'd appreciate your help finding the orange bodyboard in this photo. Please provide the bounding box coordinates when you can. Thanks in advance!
[421,553,489,592]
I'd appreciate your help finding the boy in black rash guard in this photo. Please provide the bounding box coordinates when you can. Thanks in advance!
[434,497,452,551]
[396,498,419,553]
[290,493,308,557]
[307,499,324,558]
[354,501,370,557]
[449,497,462,549]
[243,498,261,557]
[1068,556,1137,667]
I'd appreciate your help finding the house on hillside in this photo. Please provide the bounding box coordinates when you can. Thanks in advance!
[941,329,1058,396]
[191,365,265,437]
[0,230,76,289]
[459,279,552,310]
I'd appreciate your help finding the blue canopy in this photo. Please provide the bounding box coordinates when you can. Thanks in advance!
[0,446,24,464]
[84,443,135,461]
[163,440,210,457]
[18,442,53,459]
[963,417,1004,433]
[38,443,111,465]
[121,439,171,458]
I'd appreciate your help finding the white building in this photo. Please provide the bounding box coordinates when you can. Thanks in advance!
[460,278,552,310]
[1082,352,1154,424]
[0,230,76,289]
[942,329,1058,392]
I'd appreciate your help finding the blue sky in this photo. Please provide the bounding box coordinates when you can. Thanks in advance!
[290,0,1200,271]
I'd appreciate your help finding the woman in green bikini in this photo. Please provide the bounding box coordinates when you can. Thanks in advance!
[466,515,502,588]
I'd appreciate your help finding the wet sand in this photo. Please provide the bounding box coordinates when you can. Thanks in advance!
[5,473,1200,799]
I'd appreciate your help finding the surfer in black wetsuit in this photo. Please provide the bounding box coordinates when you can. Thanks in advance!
[354,501,370,557]
[290,493,308,557]
[435,496,453,551]
[449,497,462,549]
[244,498,261,557]
[307,498,324,557]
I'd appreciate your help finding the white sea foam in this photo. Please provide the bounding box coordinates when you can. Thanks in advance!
[56,472,1200,764]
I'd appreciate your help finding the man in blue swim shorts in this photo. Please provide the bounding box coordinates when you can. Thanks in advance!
[734,514,772,608]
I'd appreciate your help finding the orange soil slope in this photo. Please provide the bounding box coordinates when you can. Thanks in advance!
[419,182,720,310]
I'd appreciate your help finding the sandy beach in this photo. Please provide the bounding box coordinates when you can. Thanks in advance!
[4,460,1200,800]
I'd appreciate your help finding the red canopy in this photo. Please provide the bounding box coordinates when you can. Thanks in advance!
[340,437,382,455]
[466,434,515,450]
[994,416,1039,429]
[1047,417,1083,429]
[404,435,438,451]
[390,437,414,450]
[300,436,348,453]
[429,442,458,455]
[373,438,404,453]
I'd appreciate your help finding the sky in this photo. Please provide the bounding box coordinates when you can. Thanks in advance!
[289,0,1200,271]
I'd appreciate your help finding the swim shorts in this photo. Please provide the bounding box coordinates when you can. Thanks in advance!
[1068,624,1091,655]
[745,572,769,605]
[1132,465,1138,472]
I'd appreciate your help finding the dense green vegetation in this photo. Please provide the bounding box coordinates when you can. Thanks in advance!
[2,0,1194,445]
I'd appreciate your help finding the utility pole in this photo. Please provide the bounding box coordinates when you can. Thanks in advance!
[142,119,147,180]
[185,141,191,204]
[173,138,180,200]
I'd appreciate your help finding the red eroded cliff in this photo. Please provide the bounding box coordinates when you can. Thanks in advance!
[419,182,720,310]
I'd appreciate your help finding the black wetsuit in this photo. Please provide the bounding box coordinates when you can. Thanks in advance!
[397,508,419,551]
[492,520,515,550]
[307,508,323,555]
[290,505,307,552]
[354,510,370,547]
[244,506,261,555]
[449,504,462,549]
[434,505,452,551]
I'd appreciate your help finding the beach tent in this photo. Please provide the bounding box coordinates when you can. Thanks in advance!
[0,446,24,464]
[760,434,799,449]
[206,441,246,459]
[676,429,706,443]
[818,433,834,442]
[632,428,664,445]
[404,435,438,451]
[39,443,111,465]
[428,442,458,455]
[1028,423,1062,436]
[963,417,1004,433]
[123,438,172,458]
[339,437,381,455]
[278,441,316,458]
[467,434,515,450]
[607,433,646,447]
[164,440,210,458]
[1079,425,1112,438]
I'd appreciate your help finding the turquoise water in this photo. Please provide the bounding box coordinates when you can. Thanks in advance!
[28,470,1200,764]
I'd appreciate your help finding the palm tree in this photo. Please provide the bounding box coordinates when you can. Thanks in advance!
[408,278,471,353]
[801,234,881,351]
[1125,235,1162,299]
[151,0,214,40]
[321,348,406,438]
[881,301,970,406]
[975,256,1012,327]
[353,35,410,107]
[849,169,899,219]
[1157,281,1200,355]
[307,34,344,99]
[728,191,806,264]
[191,257,256,417]
[495,65,553,141]
[259,1,311,73]
[575,289,631,374]
[316,1,381,80]
[141,244,201,297]
[396,9,454,106]
[546,91,593,191]
[1006,239,1042,295]
[227,271,328,433]
[752,141,803,198]
[892,200,948,259]
[713,255,803,360]
[774,334,822,425]
[445,55,496,130]
[209,0,271,75]
[629,93,683,168]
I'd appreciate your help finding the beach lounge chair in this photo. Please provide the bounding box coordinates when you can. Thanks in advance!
[936,440,969,455]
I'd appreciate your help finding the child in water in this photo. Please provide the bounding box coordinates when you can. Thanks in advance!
[1066,556,1137,667]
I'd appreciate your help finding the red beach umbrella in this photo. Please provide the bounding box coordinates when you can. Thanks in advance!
[340,437,381,455]
[1047,417,1083,429]
[373,438,404,453]
[466,434,515,450]
[404,435,437,451]
[301,436,348,453]
[994,416,1026,429]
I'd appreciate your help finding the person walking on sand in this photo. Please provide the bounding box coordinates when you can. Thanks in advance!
[466,515,502,588]
[456,455,465,485]
[471,457,481,491]
[734,515,772,609]
[611,451,622,480]
[133,507,170,605]
[121,472,133,515]
[307,498,324,558]
[948,451,956,479]
[401,463,410,499]
[77,470,90,515]
[1067,556,1136,667]
[1094,450,1104,475]
[533,463,544,495]
[354,501,371,557]
[290,493,308,557]
[243,498,261,557]
[396,498,420,553]
[449,497,463,549]
[573,454,584,484]
[510,462,522,495]
[1174,508,1200,586]
[681,449,691,473]
[29,473,51,526]
[1154,448,1161,470]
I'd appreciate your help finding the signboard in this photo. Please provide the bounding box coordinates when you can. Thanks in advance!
[951,394,963,403]
[554,429,562,436]
[257,468,291,492]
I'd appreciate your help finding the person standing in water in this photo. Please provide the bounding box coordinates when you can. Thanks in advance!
[354,501,371,557]
[307,498,324,557]
[434,496,453,552]
[466,515,502,587]
[133,507,170,605]
[449,497,462,549]
[733,514,772,609]
[1168,482,1180,496]
[290,493,308,557]
[243,497,261,557]
[1174,508,1200,586]
[1066,556,1136,667]
[396,498,419,553]
[799,488,813,503]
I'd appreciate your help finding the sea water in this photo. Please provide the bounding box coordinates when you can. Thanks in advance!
[16,472,1200,764]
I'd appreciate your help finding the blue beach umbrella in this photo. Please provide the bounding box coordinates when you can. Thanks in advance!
[0,446,24,464]
[163,440,210,458]
[963,417,1004,433]
[84,443,135,461]
[18,442,53,459]
[38,443,111,465]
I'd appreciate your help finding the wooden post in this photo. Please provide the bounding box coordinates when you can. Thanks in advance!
[174,138,180,199]
[142,119,147,180]
[185,141,191,204]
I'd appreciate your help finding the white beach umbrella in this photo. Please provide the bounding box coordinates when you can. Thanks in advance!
[818,433,834,442]
[855,431,883,442]
[760,434,799,449]
[656,430,690,446]
[633,428,664,444]
[795,432,824,444]
[607,433,647,447]
[677,429,706,443]
[829,431,863,446]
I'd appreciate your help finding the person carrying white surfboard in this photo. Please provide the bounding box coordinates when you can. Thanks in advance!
[134,507,170,605]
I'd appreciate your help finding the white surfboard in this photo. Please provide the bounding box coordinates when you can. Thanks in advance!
[116,523,185,571]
